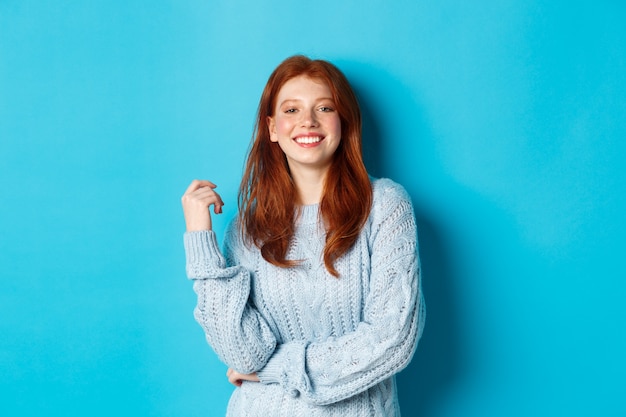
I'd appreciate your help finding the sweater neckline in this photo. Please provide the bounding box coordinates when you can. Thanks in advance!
[297,203,320,225]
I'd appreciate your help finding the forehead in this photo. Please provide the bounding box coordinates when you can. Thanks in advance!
[276,75,333,102]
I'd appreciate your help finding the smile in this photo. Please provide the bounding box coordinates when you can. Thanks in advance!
[294,136,323,144]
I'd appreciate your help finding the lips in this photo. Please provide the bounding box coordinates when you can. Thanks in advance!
[294,135,323,144]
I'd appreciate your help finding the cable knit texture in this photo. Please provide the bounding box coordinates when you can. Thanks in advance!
[184,178,425,417]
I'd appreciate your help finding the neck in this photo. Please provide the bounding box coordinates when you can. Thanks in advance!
[290,166,329,205]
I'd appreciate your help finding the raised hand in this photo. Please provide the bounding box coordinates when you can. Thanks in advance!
[181,180,225,232]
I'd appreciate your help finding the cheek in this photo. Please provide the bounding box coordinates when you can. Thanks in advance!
[275,117,294,136]
[329,115,342,138]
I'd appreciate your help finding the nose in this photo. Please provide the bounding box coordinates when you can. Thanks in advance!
[300,108,318,127]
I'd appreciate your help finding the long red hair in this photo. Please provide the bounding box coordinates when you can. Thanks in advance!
[238,55,372,277]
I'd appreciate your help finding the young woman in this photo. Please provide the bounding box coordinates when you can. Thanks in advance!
[181,55,425,416]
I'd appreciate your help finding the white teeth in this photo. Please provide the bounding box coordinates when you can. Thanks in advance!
[295,136,322,144]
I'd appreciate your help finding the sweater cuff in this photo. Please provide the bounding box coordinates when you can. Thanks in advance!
[184,230,226,278]
[257,350,285,385]
[257,342,310,396]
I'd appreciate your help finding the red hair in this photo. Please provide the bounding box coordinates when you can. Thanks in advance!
[238,55,372,277]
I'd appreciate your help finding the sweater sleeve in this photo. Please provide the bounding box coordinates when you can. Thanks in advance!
[256,180,426,405]
[185,225,276,374]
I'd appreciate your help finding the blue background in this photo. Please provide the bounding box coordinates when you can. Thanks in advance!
[1,1,625,416]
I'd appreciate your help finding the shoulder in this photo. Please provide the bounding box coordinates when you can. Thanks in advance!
[368,177,416,235]
[223,216,260,267]
[366,178,417,257]
[223,216,246,252]
[371,177,412,208]
[225,216,241,237]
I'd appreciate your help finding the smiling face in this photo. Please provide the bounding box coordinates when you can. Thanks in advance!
[267,75,342,177]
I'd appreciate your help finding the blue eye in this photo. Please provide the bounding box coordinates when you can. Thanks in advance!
[319,106,334,112]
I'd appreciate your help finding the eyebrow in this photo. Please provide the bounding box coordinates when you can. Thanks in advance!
[278,97,335,107]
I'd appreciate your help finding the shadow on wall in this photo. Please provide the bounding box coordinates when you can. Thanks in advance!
[345,61,464,417]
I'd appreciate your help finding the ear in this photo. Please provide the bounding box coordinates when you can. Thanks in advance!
[267,116,278,142]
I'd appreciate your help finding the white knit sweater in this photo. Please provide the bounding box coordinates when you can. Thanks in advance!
[184,178,425,416]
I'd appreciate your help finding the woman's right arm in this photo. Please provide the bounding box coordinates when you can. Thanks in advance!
[182,180,277,374]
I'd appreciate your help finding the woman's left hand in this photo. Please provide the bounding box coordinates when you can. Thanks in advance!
[226,368,260,387]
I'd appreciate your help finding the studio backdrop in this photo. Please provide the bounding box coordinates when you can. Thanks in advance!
[1,1,625,416]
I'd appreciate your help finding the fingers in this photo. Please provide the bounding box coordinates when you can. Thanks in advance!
[181,180,224,212]
[226,368,242,387]
[226,368,259,387]
[190,186,224,213]
[181,179,224,231]
[184,179,217,195]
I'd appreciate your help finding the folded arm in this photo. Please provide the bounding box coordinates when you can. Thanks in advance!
[256,183,426,405]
